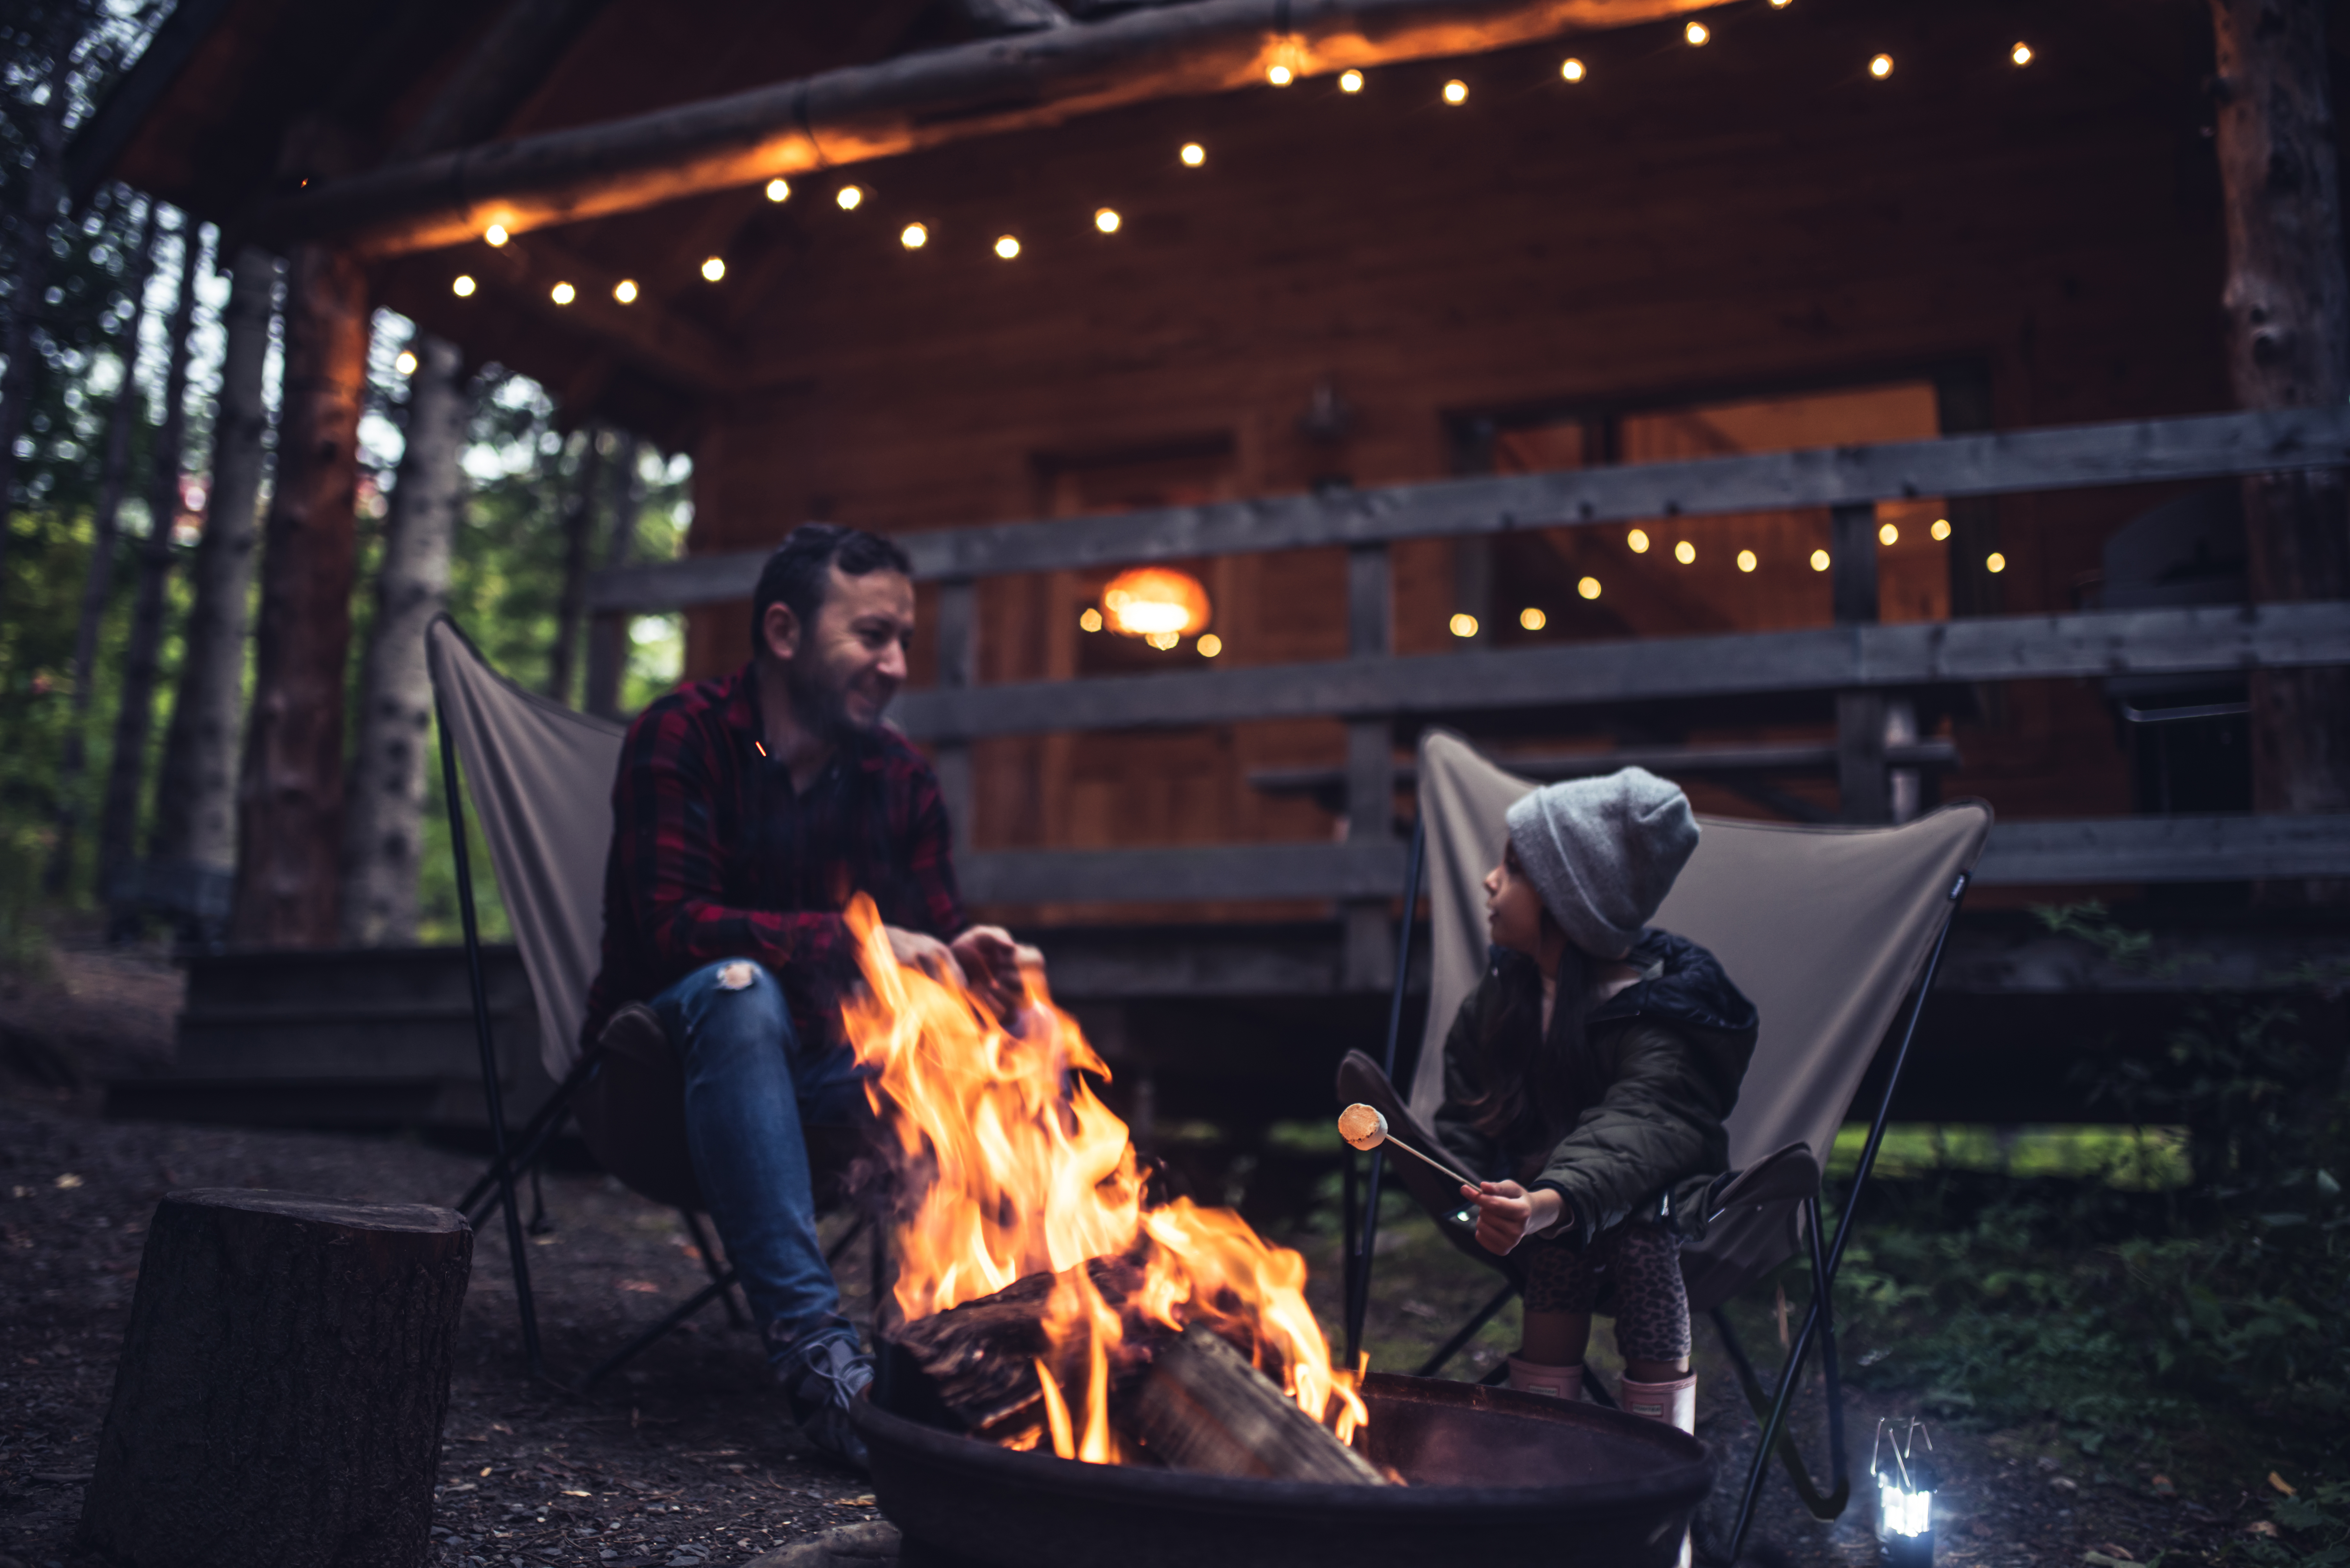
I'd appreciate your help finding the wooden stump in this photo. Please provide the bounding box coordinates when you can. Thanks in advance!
[78,1189,473,1568]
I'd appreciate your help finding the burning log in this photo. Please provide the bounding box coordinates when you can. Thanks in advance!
[1130,1323,1388,1485]
[885,1256,1163,1437]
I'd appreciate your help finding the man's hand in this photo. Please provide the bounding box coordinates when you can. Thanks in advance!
[1462,1179,1567,1256]
[886,925,967,991]
[948,924,1023,1017]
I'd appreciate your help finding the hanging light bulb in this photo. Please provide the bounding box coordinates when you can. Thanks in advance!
[1870,53,1894,78]
[1197,633,1223,658]
[1094,207,1121,234]
[1879,522,1899,546]
[1770,0,1791,7]
[550,281,575,305]
[1442,78,1468,104]
[1627,527,1651,553]
[1103,567,1212,638]
[484,223,509,246]
[1684,20,1709,45]
[901,223,928,249]
[837,185,864,210]
[994,234,1021,260]
[1674,540,1696,564]
[1561,57,1586,82]
[1811,549,1831,572]
[1986,552,2007,574]
[1930,518,1951,540]
[2010,41,2033,66]
[452,274,476,297]
[1449,612,1479,637]
[766,177,791,202]
[701,256,726,281]
[1577,577,1602,600]
[1180,142,1206,167]
[1520,607,1547,630]
[1737,549,1758,572]
[1267,63,1293,86]
[1080,607,1104,633]
[613,279,638,303]
[1339,69,1364,93]
[1145,630,1181,650]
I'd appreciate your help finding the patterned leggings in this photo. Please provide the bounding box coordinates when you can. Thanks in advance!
[1520,1220,1691,1362]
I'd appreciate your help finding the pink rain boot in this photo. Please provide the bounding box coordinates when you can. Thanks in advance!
[1505,1356,1583,1401]
[1620,1372,1697,1433]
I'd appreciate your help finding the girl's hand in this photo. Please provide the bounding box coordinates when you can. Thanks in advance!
[1461,1180,1566,1255]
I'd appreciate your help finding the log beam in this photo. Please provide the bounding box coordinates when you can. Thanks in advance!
[256,0,1717,256]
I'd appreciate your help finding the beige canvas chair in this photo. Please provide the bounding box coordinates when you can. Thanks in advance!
[1338,729,1990,1561]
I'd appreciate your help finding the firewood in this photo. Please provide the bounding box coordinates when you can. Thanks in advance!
[1129,1323,1386,1485]
[884,1255,1165,1436]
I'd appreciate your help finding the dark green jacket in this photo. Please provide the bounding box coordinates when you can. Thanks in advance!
[1432,929,1758,1248]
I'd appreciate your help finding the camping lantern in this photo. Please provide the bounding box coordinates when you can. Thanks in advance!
[1099,567,1211,649]
[1872,1419,1936,1566]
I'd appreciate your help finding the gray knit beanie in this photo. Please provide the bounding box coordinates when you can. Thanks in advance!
[1504,768,1699,960]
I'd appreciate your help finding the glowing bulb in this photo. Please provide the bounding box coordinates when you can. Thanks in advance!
[1267,63,1293,86]
[1674,540,1696,565]
[1449,612,1479,638]
[901,223,928,249]
[1520,607,1547,630]
[1879,522,1899,546]
[1770,0,1790,7]
[1339,69,1363,93]
[837,185,863,210]
[701,256,725,281]
[1931,517,1951,541]
[1685,20,1709,45]
[550,281,574,305]
[1737,549,1758,572]
[1180,142,1206,167]
[1810,549,1831,572]
[1986,552,2007,573]
[1627,528,1651,553]
[1198,633,1223,657]
[2011,41,2032,66]
[994,234,1021,260]
[1094,207,1121,234]
[1080,607,1103,632]
[1442,79,1468,104]
[484,223,508,246]
[1870,53,1894,78]
[766,177,791,202]
[452,274,476,297]
[1577,577,1602,600]
[1561,57,1586,82]
[394,350,417,375]
[1145,630,1180,650]
[613,279,637,303]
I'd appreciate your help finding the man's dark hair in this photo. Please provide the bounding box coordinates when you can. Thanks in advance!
[749,524,913,648]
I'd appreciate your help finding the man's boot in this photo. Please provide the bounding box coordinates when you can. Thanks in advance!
[773,1323,874,1472]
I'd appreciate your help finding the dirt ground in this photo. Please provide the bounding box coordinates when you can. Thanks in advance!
[0,949,2269,1568]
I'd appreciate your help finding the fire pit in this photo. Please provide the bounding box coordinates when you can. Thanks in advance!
[857,1371,1712,1568]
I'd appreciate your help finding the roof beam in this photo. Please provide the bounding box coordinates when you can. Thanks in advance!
[255,0,1714,256]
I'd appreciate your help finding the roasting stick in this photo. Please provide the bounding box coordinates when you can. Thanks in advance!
[1337,1104,1482,1191]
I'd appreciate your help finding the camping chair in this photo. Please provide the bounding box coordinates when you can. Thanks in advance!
[1339,728,1989,1562]
[426,616,872,1390]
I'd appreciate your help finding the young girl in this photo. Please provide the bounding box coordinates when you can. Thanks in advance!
[1436,767,1758,1432]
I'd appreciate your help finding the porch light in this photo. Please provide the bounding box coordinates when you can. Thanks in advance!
[1627,527,1651,553]
[1930,517,1951,540]
[1449,613,1479,637]
[995,234,1021,259]
[1771,0,1790,7]
[452,275,476,297]
[1870,53,1894,78]
[395,350,417,375]
[1198,634,1223,657]
[1737,549,1758,572]
[485,224,509,246]
[1268,63,1293,86]
[1684,20,1709,45]
[1520,607,1546,630]
[766,177,791,202]
[1080,607,1103,633]
[1443,79,1468,104]
[1339,69,1364,92]
[701,256,725,281]
[1578,577,1602,599]
[1811,549,1831,571]
[1674,540,1696,564]
[1872,1419,1936,1567]
[1986,552,2007,573]
[1561,58,1585,82]
[550,281,574,305]
[1879,522,1899,546]
[2011,42,2032,66]
[902,223,928,249]
[1180,142,1206,166]
[614,279,638,303]
[1095,208,1121,234]
[837,185,864,210]
[1102,567,1211,638]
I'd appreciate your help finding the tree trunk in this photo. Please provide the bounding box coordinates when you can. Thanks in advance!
[545,428,602,705]
[149,246,280,901]
[231,244,372,947]
[2210,0,2350,901]
[0,32,75,599]
[341,334,466,947]
[44,200,158,897]
[97,218,205,919]
[583,429,642,719]
[77,1188,471,1568]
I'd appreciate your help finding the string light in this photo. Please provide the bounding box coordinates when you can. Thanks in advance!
[1267,63,1293,86]
[1449,612,1479,637]
[1577,577,1602,600]
[1685,20,1709,45]
[1869,53,1894,78]
[1094,208,1121,234]
[614,279,637,303]
[1674,540,1696,565]
[1811,549,1831,572]
[1770,0,1791,7]
[2011,41,2032,66]
[394,350,417,375]
[1930,518,1951,540]
[1879,522,1899,546]
[995,234,1021,259]
[837,185,864,211]
[701,256,726,281]
[1627,527,1651,553]
[1443,79,1468,104]
[1986,552,2007,573]
[766,178,791,202]
[1520,607,1547,630]
[1561,57,1586,82]
[1339,69,1364,93]
[1198,634,1224,657]
[901,223,928,249]
[1145,630,1180,650]
[1080,607,1103,633]
[452,275,476,297]
[1180,142,1206,167]
[1737,549,1758,572]
[550,281,575,305]
[484,223,509,246]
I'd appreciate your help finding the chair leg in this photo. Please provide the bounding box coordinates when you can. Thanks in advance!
[679,1210,747,1329]
[572,1270,740,1393]
[1414,1281,1517,1378]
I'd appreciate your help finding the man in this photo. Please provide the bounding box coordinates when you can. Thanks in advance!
[577,524,1020,1470]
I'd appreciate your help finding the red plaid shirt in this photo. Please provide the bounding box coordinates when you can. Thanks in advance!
[581,661,965,1052]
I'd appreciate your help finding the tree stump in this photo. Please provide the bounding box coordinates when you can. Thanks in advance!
[78,1189,473,1568]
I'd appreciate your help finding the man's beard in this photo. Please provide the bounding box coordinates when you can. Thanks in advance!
[784,654,867,740]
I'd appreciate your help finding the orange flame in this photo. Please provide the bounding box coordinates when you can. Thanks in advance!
[839,896,1366,1460]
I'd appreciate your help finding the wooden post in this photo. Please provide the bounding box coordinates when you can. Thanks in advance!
[231,243,372,947]
[933,579,979,857]
[1342,543,1394,989]
[2209,0,2350,895]
[78,1189,471,1568]
[1831,501,1890,825]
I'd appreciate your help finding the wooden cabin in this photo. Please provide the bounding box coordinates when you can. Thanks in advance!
[80,0,2350,1131]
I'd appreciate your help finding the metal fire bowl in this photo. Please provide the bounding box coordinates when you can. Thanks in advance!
[854,1371,1713,1568]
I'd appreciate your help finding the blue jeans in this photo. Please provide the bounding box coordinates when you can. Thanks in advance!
[649,958,872,1361]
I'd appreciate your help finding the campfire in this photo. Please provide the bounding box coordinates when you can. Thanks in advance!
[838,897,1371,1477]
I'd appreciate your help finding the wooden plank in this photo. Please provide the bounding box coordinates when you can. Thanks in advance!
[958,841,1409,904]
[257,0,1710,256]
[1971,813,2350,885]
[891,602,2350,741]
[586,409,2350,610]
[1246,739,1964,796]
